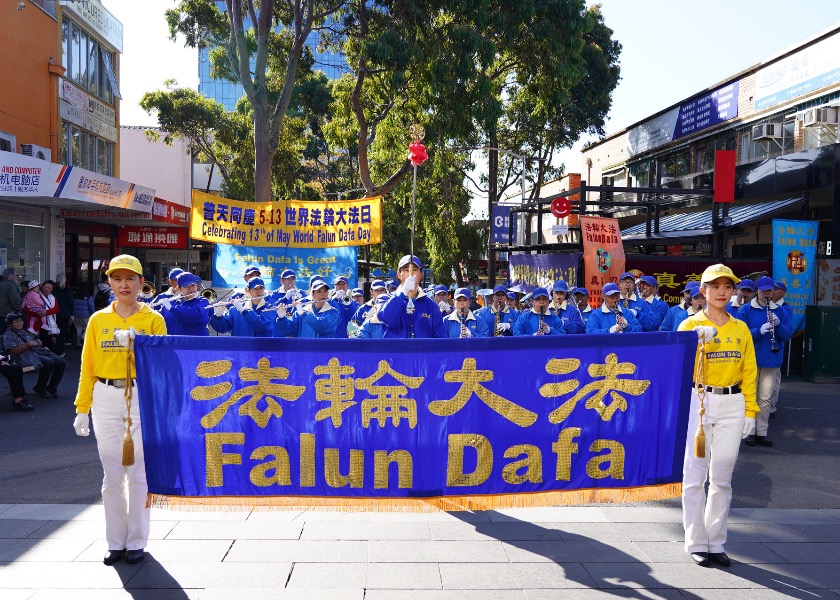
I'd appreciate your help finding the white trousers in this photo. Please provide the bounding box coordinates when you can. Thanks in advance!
[91,382,150,551]
[682,388,745,553]
[770,368,781,413]
[756,368,779,436]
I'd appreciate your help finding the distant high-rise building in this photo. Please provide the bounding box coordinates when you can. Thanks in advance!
[198,2,345,111]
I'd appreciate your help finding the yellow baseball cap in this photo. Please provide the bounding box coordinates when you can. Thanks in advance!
[105,254,143,276]
[700,263,740,285]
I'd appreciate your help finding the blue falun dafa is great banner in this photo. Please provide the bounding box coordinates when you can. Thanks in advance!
[135,334,696,511]
[191,190,382,248]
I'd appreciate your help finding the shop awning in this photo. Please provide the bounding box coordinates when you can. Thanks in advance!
[620,197,806,241]
[0,149,154,216]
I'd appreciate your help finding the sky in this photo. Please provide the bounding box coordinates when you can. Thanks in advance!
[108,0,840,215]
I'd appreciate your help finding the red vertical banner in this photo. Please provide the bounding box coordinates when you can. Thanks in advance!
[580,216,625,306]
[713,150,736,203]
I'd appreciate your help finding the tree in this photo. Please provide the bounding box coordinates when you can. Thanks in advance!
[165,0,341,201]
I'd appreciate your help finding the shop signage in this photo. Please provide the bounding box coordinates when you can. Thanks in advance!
[491,205,516,244]
[59,79,117,142]
[118,226,188,249]
[754,31,840,110]
[152,197,190,226]
[0,199,47,226]
[146,249,200,263]
[627,81,739,157]
[63,0,123,52]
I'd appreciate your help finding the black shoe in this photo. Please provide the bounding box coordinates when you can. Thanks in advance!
[744,435,756,446]
[769,411,776,419]
[708,552,731,567]
[125,549,145,564]
[103,549,124,565]
[12,399,34,412]
[755,436,773,447]
[46,388,59,398]
[32,387,50,398]
[690,552,710,567]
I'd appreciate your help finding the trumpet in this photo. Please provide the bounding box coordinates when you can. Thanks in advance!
[139,282,156,300]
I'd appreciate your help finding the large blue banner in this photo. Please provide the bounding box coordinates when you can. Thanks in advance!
[772,219,818,332]
[213,245,358,290]
[508,253,579,293]
[491,205,516,244]
[135,334,695,510]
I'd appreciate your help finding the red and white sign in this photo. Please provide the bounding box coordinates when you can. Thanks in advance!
[152,197,190,226]
[118,226,188,249]
[551,197,572,219]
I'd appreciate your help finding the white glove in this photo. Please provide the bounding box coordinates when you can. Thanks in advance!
[462,327,472,337]
[285,289,295,300]
[438,300,451,313]
[768,313,780,326]
[742,416,756,439]
[113,327,137,348]
[609,324,621,333]
[497,322,511,332]
[234,299,247,313]
[213,304,225,317]
[693,325,716,343]
[760,323,772,335]
[160,298,173,310]
[402,275,417,294]
[295,302,306,316]
[629,308,638,317]
[73,413,90,437]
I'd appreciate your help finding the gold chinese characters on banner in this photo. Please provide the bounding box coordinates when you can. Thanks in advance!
[191,190,382,248]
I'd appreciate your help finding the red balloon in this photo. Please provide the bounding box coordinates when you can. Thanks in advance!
[409,141,428,167]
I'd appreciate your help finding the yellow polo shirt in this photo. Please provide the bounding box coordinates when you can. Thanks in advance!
[74,303,166,414]
[679,311,759,418]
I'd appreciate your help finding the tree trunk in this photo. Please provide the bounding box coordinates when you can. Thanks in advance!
[253,108,274,202]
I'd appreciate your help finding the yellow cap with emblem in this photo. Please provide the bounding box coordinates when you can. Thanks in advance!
[700,263,740,285]
[105,254,143,276]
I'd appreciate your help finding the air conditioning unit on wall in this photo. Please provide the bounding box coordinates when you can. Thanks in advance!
[803,107,839,127]
[20,144,51,162]
[752,123,783,141]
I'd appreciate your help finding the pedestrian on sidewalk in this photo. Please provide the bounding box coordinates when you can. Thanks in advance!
[72,255,167,567]
[679,264,758,568]
[53,274,75,357]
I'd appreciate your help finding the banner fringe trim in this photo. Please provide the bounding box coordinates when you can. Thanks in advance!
[147,482,682,512]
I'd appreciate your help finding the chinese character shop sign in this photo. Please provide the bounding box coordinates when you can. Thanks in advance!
[118,226,187,249]
[135,334,696,510]
[191,190,382,248]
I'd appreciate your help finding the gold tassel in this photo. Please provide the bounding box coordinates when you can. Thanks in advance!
[122,418,135,466]
[694,418,706,459]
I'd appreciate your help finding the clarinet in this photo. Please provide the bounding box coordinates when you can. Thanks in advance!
[766,301,780,353]
[615,305,627,332]
[494,308,502,336]
[537,307,550,334]
[459,308,469,338]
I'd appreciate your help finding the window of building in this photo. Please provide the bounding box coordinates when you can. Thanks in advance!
[62,17,118,105]
[61,124,113,176]
[628,161,651,187]
[29,0,57,18]
[0,131,15,153]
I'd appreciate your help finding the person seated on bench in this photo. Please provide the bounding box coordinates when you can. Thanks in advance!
[2,312,66,399]
[0,348,30,411]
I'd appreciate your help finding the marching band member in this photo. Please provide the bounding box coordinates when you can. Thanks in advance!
[357,294,390,339]
[512,287,565,336]
[352,280,387,325]
[209,277,274,337]
[275,277,339,338]
[386,279,399,294]
[73,254,167,566]
[586,282,642,334]
[637,275,669,331]
[433,285,453,315]
[737,276,792,447]
[269,269,301,306]
[547,280,585,334]
[444,288,489,338]
[665,286,707,332]
[505,291,520,314]
[228,266,262,304]
[351,288,364,306]
[475,285,518,336]
[157,272,210,336]
[768,281,792,419]
[150,268,182,310]
[727,279,755,318]
[572,287,593,325]
[378,255,445,338]
[661,282,698,332]
[678,264,758,568]
[329,275,356,339]
[618,271,653,330]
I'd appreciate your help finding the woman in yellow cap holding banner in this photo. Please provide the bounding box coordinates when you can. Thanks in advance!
[72,255,167,566]
[678,264,757,568]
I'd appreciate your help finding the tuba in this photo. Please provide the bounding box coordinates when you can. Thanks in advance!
[139,282,156,300]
